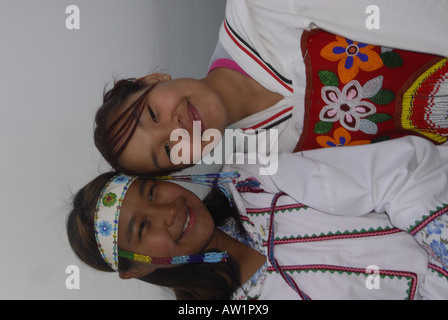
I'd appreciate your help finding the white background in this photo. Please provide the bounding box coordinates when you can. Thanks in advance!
[0,0,226,299]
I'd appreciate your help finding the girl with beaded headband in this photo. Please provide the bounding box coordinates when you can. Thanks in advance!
[93,173,237,271]
[68,136,448,299]
[67,170,251,299]
[94,0,448,178]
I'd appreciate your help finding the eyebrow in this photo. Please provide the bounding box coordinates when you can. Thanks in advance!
[134,88,153,128]
[126,180,147,243]
[138,96,161,171]
[126,216,135,243]
[139,179,147,195]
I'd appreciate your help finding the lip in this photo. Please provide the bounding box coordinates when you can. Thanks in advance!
[179,207,196,240]
[187,101,205,135]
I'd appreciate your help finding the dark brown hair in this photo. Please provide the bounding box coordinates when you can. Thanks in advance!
[94,79,153,175]
[66,173,244,299]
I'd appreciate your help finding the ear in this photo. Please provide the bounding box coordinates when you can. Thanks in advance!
[119,265,156,280]
[134,73,171,86]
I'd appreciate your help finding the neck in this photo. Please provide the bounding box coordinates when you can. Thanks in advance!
[208,228,266,285]
[203,68,282,125]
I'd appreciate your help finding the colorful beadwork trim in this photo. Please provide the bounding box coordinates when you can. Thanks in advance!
[401,58,448,144]
[118,250,228,265]
[153,171,240,207]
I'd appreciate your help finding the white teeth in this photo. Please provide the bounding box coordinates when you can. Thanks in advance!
[182,212,191,233]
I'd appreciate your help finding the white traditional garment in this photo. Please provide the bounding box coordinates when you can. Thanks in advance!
[223,136,448,299]
[217,0,448,155]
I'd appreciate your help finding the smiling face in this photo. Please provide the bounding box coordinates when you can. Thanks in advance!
[117,178,216,275]
[116,76,229,174]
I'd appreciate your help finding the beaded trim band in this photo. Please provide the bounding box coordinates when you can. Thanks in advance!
[94,172,238,271]
[118,250,228,265]
[153,171,240,207]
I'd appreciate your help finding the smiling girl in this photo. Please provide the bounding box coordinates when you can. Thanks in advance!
[95,71,282,175]
[67,171,265,299]
[94,0,448,176]
[68,136,448,300]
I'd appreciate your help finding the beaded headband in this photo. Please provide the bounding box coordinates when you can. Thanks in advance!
[152,171,240,207]
[94,172,238,271]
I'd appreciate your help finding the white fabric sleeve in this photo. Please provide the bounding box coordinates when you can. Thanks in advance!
[247,0,448,56]
[271,136,448,230]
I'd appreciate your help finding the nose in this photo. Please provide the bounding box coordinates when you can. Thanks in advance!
[162,113,189,149]
[172,112,185,130]
[148,196,186,228]
[160,112,184,137]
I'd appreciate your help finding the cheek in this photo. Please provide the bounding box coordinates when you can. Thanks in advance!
[119,142,149,172]
[192,203,215,242]
[119,126,159,172]
[171,127,224,164]
[169,133,201,165]
[142,234,178,258]
[200,130,222,159]
[150,84,182,113]
[202,106,228,131]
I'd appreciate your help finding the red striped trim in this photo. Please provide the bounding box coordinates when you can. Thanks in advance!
[241,106,293,131]
[246,202,306,214]
[264,228,402,246]
[267,264,418,299]
[409,205,448,236]
[239,215,254,227]
[223,20,293,94]
[428,263,448,279]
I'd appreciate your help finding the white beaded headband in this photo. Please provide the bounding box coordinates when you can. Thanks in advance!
[94,172,239,271]
[94,174,136,271]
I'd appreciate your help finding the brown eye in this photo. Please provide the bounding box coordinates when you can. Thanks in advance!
[147,106,157,123]
[148,184,155,202]
[139,221,147,239]
[164,144,171,158]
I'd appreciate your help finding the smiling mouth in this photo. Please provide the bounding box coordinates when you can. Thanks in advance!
[179,207,195,241]
[187,102,205,135]
[182,210,191,234]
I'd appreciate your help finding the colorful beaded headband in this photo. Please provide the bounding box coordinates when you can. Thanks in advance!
[152,171,240,207]
[94,172,238,271]
[94,174,136,271]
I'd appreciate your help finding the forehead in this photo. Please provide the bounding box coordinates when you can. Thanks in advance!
[108,86,151,130]
[109,87,155,172]
[116,178,142,247]
[118,179,193,217]
[119,178,145,211]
